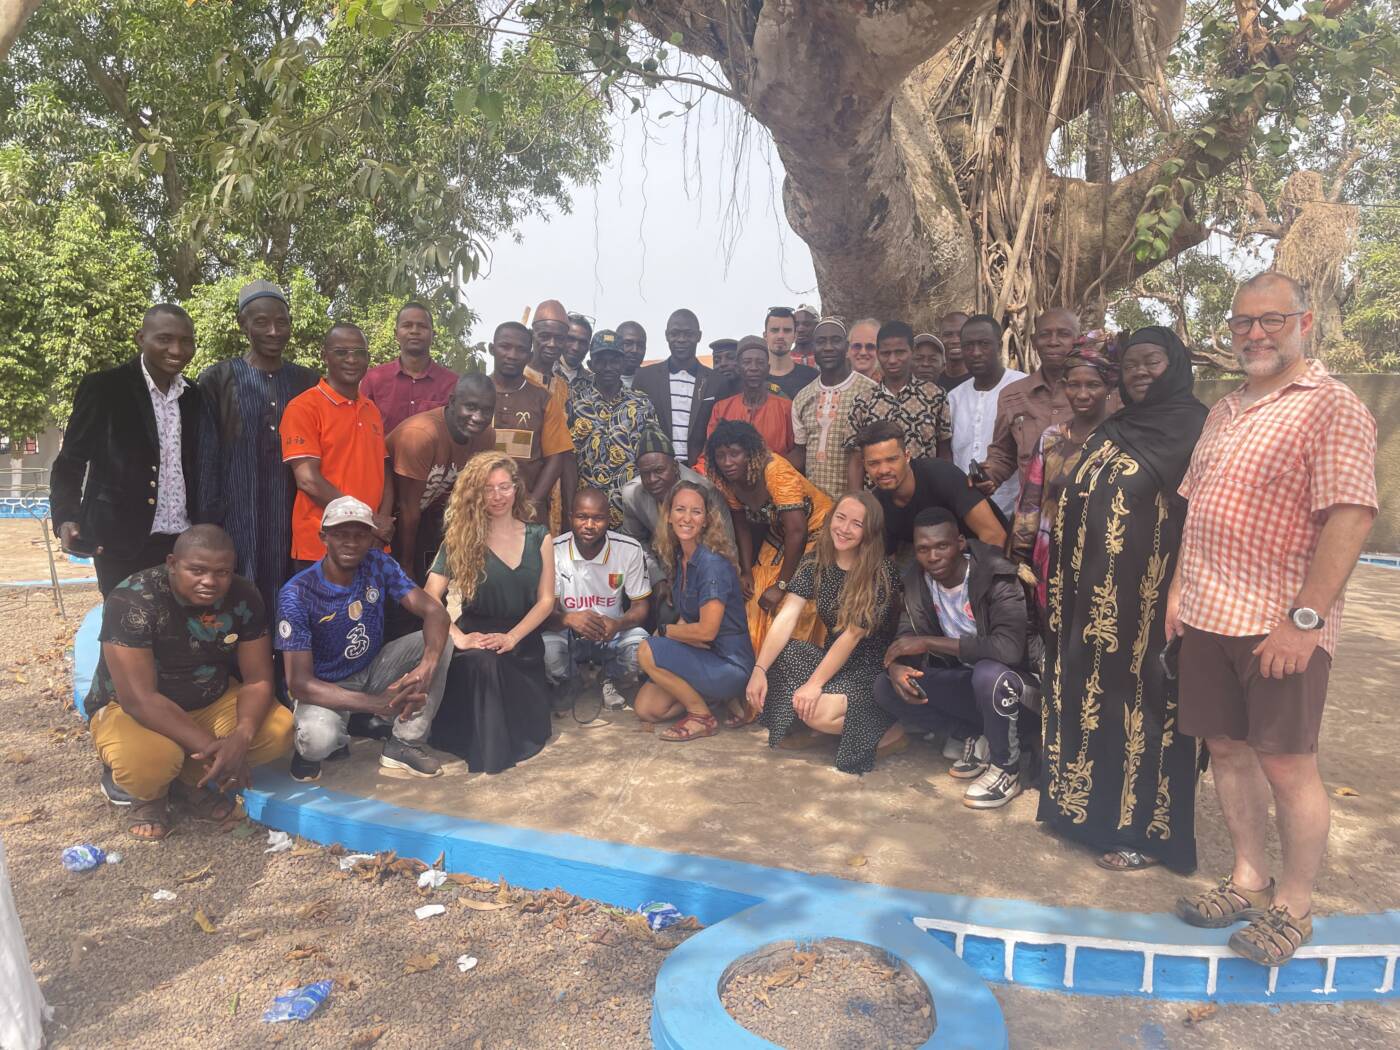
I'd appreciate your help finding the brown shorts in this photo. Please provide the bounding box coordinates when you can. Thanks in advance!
[1177,625,1331,754]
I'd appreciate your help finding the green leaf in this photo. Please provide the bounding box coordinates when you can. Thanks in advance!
[477,91,505,124]
[668,31,684,46]
[453,85,478,117]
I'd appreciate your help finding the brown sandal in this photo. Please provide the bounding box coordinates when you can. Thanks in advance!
[658,713,719,742]
[1229,905,1312,966]
[723,700,758,729]
[126,797,172,842]
[173,782,241,823]
[1174,876,1275,928]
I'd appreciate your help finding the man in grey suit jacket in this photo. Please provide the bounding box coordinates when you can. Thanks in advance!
[631,308,712,466]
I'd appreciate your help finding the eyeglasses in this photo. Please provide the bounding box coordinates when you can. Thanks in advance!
[484,482,516,496]
[1226,311,1305,336]
[766,307,794,318]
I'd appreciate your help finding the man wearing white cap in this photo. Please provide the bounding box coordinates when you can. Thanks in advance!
[791,303,820,368]
[276,496,452,781]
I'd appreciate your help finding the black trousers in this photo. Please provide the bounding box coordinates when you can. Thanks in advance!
[873,658,1035,770]
[94,533,179,597]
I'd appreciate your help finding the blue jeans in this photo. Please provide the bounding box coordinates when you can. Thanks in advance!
[542,627,649,685]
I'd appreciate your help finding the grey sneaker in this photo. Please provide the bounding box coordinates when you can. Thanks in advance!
[601,680,627,710]
[963,764,1021,809]
[380,739,442,778]
[941,735,963,761]
[949,735,990,779]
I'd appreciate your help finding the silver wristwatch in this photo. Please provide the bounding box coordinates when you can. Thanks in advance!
[1288,606,1325,631]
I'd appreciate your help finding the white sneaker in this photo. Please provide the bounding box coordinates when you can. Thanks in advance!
[601,680,627,710]
[941,735,962,761]
[963,764,1021,809]
[949,735,990,779]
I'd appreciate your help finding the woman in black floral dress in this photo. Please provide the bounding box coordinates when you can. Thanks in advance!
[745,492,903,774]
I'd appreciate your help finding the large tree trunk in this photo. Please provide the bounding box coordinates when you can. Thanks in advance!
[0,0,41,63]
[634,0,1267,337]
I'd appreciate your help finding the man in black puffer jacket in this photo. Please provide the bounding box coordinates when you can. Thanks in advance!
[874,507,1041,809]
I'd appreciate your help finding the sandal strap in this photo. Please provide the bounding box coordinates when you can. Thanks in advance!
[1186,877,1256,919]
[127,797,170,831]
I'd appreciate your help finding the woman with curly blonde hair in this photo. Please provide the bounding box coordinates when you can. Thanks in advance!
[745,492,905,774]
[634,481,755,741]
[424,453,555,772]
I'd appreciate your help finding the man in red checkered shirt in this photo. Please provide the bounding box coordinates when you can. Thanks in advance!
[1166,273,1377,967]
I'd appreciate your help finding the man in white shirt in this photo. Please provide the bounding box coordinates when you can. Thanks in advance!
[946,314,1025,518]
[543,488,652,709]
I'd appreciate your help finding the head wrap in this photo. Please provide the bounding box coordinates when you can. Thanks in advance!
[1097,326,1207,491]
[1063,346,1118,386]
[636,425,674,458]
[237,279,287,315]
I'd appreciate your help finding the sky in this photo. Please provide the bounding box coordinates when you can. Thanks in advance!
[464,92,818,363]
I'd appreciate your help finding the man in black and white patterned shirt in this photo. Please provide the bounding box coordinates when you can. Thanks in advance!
[633,308,712,465]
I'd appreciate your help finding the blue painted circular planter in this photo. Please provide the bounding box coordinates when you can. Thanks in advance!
[651,897,1005,1049]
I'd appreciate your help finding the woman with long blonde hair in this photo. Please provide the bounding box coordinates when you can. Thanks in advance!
[745,492,905,774]
[634,481,755,741]
[424,453,555,772]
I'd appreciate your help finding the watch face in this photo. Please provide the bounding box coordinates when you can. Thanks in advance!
[1292,608,1320,629]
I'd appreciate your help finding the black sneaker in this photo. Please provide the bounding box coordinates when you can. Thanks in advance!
[348,713,394,740]
[380,739,442,778]
[962,764,1022,809]
[100,764,134,806]
[326,744,351,762]
[290,752,322,782]
[949,735,990,779]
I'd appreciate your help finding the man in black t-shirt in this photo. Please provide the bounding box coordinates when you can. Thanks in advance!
[86,525,293,841]
[853,420,1008,554]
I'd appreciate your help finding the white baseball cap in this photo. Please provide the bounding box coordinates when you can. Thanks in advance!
[321,495,376,530]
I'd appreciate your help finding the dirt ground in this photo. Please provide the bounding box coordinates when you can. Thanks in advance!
[2,548,1398,1047]
[722,940,934,1049]
[0,519,96,585]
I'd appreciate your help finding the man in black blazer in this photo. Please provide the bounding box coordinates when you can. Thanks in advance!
[51,304,203,596]
[632,308,712,466]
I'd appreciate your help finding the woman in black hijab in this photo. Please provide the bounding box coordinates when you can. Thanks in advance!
[1038,327,1208,874]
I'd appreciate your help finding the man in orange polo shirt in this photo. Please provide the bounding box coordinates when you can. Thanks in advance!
[280,323,394,568]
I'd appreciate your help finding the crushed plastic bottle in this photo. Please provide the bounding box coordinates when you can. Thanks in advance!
[637,901,682,931]
[61,845,106,873]
[262,980,332,1023]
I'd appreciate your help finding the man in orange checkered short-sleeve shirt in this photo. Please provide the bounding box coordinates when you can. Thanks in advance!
[1166,272,1377,967]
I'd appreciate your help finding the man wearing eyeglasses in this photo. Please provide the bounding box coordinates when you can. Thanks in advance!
[281,323,395,570]
[1167,272,1377,968]
[763,306,819,400]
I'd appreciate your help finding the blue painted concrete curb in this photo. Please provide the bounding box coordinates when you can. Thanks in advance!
[240,772,1400,1007]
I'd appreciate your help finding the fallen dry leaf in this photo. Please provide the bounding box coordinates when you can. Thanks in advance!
[447,874,498,891]
[403,952,440,974]
[176,863,214,884]
[461,899,511,912]
[432,851,445,869]
[520,899,547,914]
[1,808,43,827]
[1184,1004,1218,1026]
[496,878,512,904]
[550,914,569,931]
[289,846,320,858]
[846,854,868,868]
[296,897,338,922]
[1334,786,1361,798]
[285,944,324,961]
[919,1003,932,1019]
[3,749,32,765]
[193,907,218,934]
[765,965,801,990]
[237,927,266,943]
[588,929,620,947]
[334,974,360,992]
[752,988,771,1009]
[349,1026,388,1048]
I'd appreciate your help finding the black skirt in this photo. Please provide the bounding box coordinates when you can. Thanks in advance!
[428,616,552,774]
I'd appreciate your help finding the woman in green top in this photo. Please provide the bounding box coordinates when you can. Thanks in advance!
[425,453,556,773]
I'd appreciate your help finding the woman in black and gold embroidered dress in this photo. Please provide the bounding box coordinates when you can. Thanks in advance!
[1038,327,1207,874]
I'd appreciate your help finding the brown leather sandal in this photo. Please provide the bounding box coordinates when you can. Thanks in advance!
[722,700,758,729]
[1229,905,1313,966]
[126,797,172,842]
[658,713,719,742]
[1174,876,1275,928]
